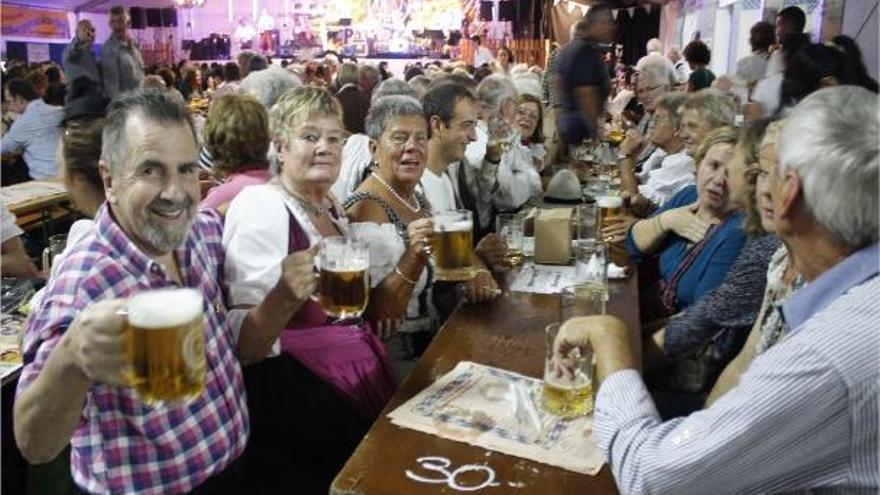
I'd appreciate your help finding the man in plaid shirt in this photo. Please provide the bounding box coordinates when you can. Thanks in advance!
[13,88,317,494]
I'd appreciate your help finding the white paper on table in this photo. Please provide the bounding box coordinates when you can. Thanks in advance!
[509,263,579,294]
[387,361,605,475]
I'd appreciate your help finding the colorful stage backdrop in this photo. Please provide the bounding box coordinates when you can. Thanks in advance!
[1,5,69,39]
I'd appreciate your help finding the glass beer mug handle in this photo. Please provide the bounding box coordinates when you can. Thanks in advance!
[41,247,51,273]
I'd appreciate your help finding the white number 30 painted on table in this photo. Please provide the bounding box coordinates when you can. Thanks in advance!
[405,456,500,492]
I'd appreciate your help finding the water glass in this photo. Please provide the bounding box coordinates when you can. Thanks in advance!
[574,204,598,244]
[496,213,524,267]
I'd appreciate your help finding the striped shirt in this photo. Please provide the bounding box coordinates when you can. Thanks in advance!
[594,242,879,494]
[17,204,249,495]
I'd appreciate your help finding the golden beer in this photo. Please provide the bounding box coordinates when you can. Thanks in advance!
[497,213,524,268]
[541,374,594,418]
[126,289,206,405]
[433,210,475,281]
[542,322,594,418]
[596,196,624,240]
[314,238,370,320]
[317,267,369,319]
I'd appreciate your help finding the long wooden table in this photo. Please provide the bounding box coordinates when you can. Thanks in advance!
[331,266,640,495]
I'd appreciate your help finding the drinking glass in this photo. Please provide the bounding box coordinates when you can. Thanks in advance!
[572,240,608,312]
[541,322,594,418]
[496,213,524,267]
[574,203,598,245]
[313,237,370,320]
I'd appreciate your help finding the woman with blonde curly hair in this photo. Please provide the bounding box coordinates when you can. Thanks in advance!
[200,93,271,214]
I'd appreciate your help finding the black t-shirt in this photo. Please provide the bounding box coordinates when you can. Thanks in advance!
[558,39,610,112]
[556,38,610,144]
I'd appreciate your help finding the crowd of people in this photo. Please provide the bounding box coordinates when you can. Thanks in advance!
[1,3,878,494]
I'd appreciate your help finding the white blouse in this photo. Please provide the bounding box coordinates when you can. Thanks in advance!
[347,221,431,333]
[223,182,349,357]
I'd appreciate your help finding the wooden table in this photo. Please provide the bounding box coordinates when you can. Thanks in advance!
[1,181,72,241]
[331,267,640,495]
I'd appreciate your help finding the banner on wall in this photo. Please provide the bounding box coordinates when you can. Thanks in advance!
[1,5,70,39]
[26,43,50,63]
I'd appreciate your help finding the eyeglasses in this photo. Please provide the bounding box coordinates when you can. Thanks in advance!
[293,131,346,148]
[516,108,539,121]
[385,131,428,148]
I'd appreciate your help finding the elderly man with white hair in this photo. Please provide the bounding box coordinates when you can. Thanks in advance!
[621,59,679,171]
[464,74,542,226]
[553,86,879,494]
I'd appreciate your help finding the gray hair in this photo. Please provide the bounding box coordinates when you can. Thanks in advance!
[777,86,879,248]
[241,66,301,109]
[359,64,380,84]
[475,74,517,112]
[654,92,688,128]
[680,88,736,129]
[370,78,418,106]
[646,38,663,53]
[364,95,424,140]
[101,88,196,176]
[638,54,677,87]
[337,62,359,86]
[408,75,432,98]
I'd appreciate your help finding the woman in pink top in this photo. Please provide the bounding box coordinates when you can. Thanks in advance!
[200,93,271,214]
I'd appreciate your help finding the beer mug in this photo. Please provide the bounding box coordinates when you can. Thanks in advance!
[432,210,475,281]
[125,288,206,406]
[541,322,593,418]
[314,237,370,320]
[596,196,624,241]
[496,213,524,267]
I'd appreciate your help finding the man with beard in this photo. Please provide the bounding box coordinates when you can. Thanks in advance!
[13,88,311,494]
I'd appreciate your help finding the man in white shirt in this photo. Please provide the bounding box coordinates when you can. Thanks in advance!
[554,85,879,495]
[619,92,694,217]
[1,78,63,180]
[464,75,541,227]
[472,35,494,68]
[666,46,689,85]
[420,82,507,269]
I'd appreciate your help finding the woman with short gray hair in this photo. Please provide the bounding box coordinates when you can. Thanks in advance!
[345,95,438,370]
[331,79,419,201]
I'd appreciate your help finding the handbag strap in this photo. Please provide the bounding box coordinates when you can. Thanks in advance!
[659,223,720,315]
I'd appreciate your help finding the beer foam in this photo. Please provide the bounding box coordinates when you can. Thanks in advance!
[596,196,623,208]
[128,288,203,329]
[322,259,369,272]
[434,220,472,233]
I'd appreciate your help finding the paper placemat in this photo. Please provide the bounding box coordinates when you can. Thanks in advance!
[388,361,605,475]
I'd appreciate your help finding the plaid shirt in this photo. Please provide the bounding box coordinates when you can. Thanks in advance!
[17,205,248,495]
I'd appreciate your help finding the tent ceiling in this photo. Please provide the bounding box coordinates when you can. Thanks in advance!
[6,0,175,13]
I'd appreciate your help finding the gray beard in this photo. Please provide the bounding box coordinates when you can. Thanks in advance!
[141,207,194,252]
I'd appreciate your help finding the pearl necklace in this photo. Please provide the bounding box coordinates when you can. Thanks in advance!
[371,172,421,213]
